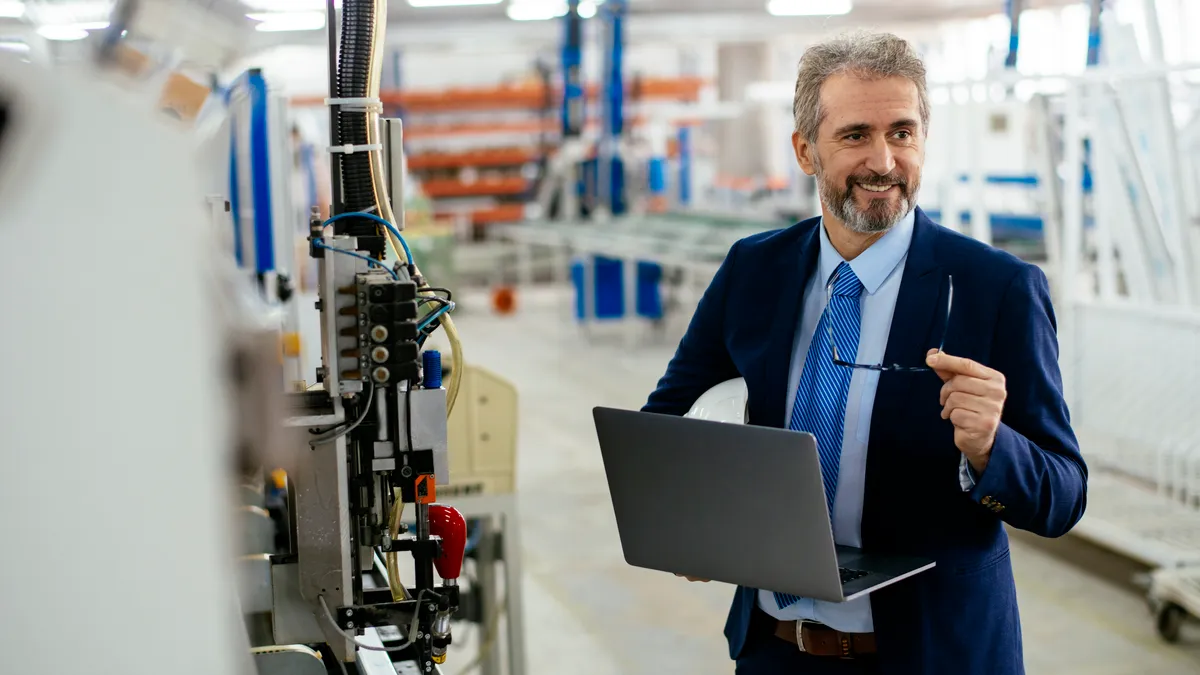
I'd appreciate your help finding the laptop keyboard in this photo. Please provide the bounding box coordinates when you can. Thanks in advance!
[839,567,869,584]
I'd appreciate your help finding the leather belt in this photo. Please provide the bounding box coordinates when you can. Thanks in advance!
[773,620,877,658]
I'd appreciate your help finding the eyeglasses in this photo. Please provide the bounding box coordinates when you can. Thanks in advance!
[825,267,953,372]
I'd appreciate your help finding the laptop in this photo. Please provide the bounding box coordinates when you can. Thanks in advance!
[592,407,935,602]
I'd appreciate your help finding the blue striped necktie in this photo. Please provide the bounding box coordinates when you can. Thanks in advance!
[774,261,863,610]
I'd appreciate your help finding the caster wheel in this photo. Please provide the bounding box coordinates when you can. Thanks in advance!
[1156,603,1188,643]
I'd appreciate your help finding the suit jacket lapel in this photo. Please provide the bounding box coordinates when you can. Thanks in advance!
[878,208,945,376]
[757,219,820,429]
[863,208,947,544]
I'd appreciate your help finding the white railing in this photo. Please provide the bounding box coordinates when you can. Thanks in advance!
[1061,300,1200,509]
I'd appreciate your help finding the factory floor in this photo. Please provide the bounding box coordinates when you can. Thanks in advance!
[435,285,1200,675]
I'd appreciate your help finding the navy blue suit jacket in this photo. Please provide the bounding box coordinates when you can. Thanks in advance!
[642,208,1087,675]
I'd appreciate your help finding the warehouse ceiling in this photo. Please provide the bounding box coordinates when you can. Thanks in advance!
[376,0,1077,22]
[244,0,1085,50]
[0,0,1087,70]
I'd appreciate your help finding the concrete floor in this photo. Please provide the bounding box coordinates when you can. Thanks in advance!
[435,286,1200,675]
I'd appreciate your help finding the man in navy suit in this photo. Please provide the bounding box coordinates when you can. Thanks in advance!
[642,31,1087,675]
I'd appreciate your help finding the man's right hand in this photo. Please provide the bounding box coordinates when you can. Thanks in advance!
[675,573,709,582]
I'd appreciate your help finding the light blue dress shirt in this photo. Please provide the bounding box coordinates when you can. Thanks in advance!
[756,209,916,632]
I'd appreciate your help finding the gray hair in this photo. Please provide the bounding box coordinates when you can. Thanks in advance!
[793,31,930,144]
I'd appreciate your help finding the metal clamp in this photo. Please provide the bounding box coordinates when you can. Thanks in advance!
[328,143,383,155]
[325,96,383,113]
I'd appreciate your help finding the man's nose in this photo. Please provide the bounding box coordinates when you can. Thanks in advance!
[864,136,896,176]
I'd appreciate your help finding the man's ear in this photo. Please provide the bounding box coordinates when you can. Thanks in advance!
[793,132,816,176]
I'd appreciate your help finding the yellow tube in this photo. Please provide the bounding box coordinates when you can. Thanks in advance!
[386,491,408,601]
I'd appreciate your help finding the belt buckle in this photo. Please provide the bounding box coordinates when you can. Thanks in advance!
[794,620,814,653]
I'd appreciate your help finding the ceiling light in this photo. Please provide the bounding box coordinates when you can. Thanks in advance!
[0,1,24,19]
[247,11,325,31]
[27,1,113,25]
[408,0,502,6]
[506,0,563,20]
[241,0,333,8]
[241,0,338,9]
[766,0,852,16]
[38,25,90,41]
[506,0,597,21]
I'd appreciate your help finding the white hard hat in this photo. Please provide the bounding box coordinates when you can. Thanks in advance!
[684,378,748,424]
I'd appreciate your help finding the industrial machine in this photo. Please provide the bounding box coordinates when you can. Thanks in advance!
[231,1,473,673]
[4,0,516,671]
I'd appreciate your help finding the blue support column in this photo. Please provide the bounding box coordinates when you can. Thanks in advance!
[1004,0,1024,68]
[227,69,276,276]
[560,0,584,138]
[1087,0,1106,66]
[600,0,627,216]
[677,125,692,206]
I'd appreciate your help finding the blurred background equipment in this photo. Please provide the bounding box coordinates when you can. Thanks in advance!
[3,0,1200,673]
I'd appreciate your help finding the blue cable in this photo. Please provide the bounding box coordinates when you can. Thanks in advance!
[417,302,455,332]
[323,212,414,265]
[313,241,399,280]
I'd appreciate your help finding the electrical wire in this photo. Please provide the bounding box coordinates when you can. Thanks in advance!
[314,241,399,281]
[317,590,429,653]
[324,211,413,265]
[440,308,464,414]
[422,286,453,301]
[417,302,455,333]
[419,296,451,310]
[309,386,375,447]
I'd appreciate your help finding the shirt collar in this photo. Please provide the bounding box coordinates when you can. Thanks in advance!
[817,208,916,296]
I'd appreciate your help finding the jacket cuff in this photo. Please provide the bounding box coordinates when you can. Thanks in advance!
[958,454,977,491]
[968,423,1018,516]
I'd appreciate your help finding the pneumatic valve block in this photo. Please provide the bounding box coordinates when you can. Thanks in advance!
[357,274,420,385]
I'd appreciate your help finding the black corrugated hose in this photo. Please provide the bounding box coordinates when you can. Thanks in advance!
[336,0,379,238]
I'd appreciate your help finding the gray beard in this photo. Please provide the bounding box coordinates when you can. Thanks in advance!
[815,162,918,235]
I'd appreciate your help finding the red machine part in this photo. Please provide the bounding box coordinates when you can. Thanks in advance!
[427,504,467,581]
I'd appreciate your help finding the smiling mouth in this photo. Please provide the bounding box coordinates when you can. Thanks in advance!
[856,183,897,193]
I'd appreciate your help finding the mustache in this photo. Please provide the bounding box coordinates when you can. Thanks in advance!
[847,173,907,189]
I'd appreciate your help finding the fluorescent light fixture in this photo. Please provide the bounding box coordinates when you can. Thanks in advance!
[38,25,90,40]
[506,0,596,21]
[242,0,338,9]
[247,11,325,31]
[0,1,24,19]
[766,0,852,16]
[0,40,29,52]
[28,1,113,25]
[506,0,563,20]
[408,0,502,6]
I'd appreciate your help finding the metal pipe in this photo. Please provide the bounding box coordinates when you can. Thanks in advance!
[415,502,432,589]
[376,386,389,442]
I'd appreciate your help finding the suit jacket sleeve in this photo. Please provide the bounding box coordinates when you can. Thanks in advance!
[968,264,1088,538]
[642,242,741,416]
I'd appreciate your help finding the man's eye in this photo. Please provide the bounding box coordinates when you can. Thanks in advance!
[895,130,911,140]
[846,133,864,141]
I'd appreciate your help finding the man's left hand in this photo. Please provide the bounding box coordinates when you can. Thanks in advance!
[926,349,1007,474]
